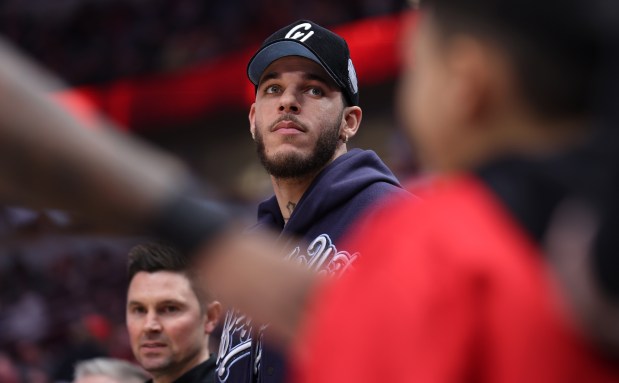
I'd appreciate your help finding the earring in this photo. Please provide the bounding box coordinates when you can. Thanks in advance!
[341,134,348,144]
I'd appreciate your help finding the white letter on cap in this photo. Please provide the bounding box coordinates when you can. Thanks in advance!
[285,23,314,43]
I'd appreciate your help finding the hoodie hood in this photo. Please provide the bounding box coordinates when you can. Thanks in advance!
[256,148,403,240]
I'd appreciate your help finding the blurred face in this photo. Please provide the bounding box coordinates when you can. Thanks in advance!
[398,12,459,172]
[249,56,346,179]
[126,271,208,381]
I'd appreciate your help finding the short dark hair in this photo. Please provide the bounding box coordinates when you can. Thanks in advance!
[127,242,209,308]
[422,0,601,120]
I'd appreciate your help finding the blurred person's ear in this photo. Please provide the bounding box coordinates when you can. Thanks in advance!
[205,300,222,333]
[440,35,507,132]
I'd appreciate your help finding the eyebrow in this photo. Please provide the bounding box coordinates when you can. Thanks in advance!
[259,71,335,88]
[259,71,280,84]
[158,299,185,306]
[126,299,185,307]
[304,72,331,85]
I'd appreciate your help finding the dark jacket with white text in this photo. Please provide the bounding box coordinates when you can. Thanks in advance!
[216,149,412,383]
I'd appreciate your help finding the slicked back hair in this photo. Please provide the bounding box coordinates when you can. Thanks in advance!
[127,242,209,311]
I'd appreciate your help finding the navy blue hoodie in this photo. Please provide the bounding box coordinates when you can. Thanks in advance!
[216,149,409,383]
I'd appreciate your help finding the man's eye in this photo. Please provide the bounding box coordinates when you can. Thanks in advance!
[265,85,280,94]
[163,306,179,313]
[307,87,323,96]
[130,306,146,314]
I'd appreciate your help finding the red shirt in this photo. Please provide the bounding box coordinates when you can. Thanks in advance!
[292,175,619,382]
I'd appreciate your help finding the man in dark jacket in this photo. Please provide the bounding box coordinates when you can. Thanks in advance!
[215,19,411,383]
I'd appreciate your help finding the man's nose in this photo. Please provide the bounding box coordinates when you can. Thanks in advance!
[279,88,301,114]
[144,312,162,332]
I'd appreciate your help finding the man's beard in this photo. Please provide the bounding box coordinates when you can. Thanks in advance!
[255,112,342,179]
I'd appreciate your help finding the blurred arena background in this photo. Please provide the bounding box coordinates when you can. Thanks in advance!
[0,1,415,382]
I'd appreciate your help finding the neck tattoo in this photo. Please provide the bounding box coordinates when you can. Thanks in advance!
[285,201,297,221]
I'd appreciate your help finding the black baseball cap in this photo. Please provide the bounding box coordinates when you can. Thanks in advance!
[247,20,359,106]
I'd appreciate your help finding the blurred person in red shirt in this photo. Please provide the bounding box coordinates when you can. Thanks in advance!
[290,0,619,382]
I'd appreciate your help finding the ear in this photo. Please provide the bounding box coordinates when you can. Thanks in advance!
[249,103,257,140]
[340,106,362,142]
[203,300,222,334]
[444,36,495,128]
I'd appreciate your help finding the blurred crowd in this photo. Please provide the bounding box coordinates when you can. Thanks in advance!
[0,209,142,383]
[0,0,407,86]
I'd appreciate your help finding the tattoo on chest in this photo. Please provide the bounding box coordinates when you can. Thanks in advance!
[286,201,297,216]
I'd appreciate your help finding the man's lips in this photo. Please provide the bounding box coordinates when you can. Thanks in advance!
[272,120,305,134]
[141,341,167,349]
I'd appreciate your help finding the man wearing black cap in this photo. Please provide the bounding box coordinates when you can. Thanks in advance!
[215,20,409,383]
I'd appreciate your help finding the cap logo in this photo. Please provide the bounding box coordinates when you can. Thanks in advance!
[285,23,314,43]
[348,59,358,94]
